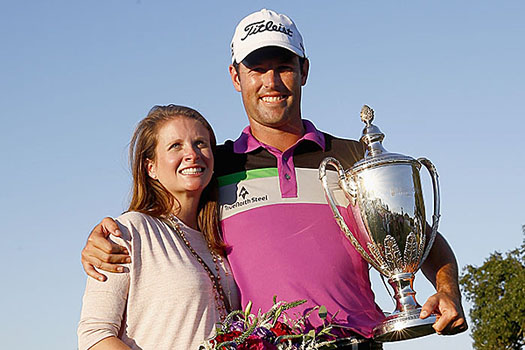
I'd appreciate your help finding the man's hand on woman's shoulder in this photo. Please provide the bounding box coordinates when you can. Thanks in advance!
[81,217,131,281]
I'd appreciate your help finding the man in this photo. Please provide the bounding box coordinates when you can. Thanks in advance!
[81,9,467,349]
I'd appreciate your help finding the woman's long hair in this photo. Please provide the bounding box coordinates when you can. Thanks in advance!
[128,104,225,255]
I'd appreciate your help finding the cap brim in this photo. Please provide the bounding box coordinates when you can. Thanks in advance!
[233,41,304,64]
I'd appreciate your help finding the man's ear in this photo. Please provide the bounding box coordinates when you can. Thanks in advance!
[301,58,310,86]
[229,64,242,92]
[146,159,157,180]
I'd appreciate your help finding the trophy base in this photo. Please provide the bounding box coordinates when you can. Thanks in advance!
[373,309,436,342]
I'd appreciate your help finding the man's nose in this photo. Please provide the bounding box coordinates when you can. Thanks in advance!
[262,69,281,89]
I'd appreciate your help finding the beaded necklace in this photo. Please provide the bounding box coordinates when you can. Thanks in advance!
[168,216,231,320]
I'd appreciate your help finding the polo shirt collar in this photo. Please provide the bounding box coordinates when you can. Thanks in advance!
[232,119,325,154]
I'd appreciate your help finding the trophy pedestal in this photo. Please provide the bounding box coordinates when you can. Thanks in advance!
[373,309,436,342]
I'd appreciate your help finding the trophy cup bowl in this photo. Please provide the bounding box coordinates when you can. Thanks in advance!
[318,106,441,342]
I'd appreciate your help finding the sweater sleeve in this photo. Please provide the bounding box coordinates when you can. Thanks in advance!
[77,222,132,350]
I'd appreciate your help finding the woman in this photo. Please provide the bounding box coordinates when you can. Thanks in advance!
[78,105,240,350]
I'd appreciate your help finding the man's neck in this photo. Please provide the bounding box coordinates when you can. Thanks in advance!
[249,120,305,152]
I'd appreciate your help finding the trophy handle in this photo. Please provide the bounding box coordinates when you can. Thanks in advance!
[319,157,381,271]
[416,157,441,269]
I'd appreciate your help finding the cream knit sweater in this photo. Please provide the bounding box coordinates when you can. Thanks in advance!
[78,212,239,350]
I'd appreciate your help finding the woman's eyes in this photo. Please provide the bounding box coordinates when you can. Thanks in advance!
[195,140,209,148]
[169,142,182,150]
[169,140,209,150]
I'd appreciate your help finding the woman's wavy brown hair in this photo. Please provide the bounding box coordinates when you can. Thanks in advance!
[128,104,225,255]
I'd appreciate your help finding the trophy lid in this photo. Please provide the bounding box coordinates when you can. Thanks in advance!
[352,105,416,173]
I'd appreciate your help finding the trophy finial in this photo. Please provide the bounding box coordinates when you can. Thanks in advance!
[360,104,387,158]
[361,105,374,126]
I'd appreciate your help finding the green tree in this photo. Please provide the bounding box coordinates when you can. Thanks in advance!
[460,225,525,350]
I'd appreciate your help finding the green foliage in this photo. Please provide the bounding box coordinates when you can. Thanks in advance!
[460,226,525,350]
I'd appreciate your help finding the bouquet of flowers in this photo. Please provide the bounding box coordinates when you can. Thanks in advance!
[199,297,340,350]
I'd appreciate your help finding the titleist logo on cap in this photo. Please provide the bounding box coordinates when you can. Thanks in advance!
[230,9,305,63]
[241,20,293,41]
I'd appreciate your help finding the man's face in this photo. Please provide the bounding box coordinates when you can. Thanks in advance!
[229,47,309,132]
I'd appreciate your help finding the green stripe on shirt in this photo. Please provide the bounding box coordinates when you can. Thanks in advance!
[217,167,278,187]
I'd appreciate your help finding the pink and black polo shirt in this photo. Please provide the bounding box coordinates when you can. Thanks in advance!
[215,120,385,337]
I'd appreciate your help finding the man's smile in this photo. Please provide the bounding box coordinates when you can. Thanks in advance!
[260,95,287,103]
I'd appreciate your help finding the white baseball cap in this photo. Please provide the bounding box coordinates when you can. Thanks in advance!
[230,9,306,64]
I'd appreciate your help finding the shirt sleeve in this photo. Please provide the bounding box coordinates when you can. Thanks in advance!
[77,224,132,350]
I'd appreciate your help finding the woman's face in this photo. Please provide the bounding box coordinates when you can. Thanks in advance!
[147,117,214,205]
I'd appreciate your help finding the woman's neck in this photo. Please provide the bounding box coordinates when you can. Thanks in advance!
[172,197,200,230]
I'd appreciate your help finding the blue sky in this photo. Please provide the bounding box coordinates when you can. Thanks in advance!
[1,1,524,349]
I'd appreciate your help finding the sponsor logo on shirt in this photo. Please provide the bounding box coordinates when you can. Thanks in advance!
[223,186,269,211]
[239,186,249,199]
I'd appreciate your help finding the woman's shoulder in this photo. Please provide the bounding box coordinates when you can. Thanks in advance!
[116,211,154,224]
[115,212,168,238]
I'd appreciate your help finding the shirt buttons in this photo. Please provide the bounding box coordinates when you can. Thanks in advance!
[285,174,291,180]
